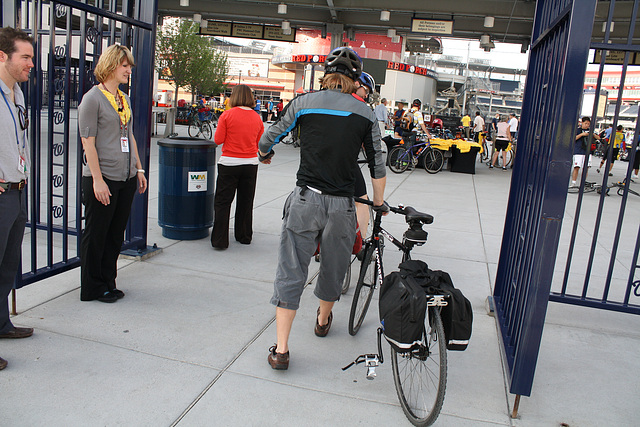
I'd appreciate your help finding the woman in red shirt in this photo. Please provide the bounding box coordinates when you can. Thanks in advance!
[211,85,264,249]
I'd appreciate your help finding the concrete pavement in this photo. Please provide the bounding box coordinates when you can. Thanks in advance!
[2,124,639,426]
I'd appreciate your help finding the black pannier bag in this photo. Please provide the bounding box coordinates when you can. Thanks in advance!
[380,260,472,352]
[378,269,427,353]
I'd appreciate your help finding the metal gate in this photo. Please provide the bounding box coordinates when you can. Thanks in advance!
[1,0,157,288]
[493,0,640,403]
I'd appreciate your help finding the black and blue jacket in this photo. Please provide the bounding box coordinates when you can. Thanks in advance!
[259,89,386,197]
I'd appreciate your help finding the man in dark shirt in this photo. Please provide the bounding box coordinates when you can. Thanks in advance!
[571,116,600,187]
[259,47,387,370]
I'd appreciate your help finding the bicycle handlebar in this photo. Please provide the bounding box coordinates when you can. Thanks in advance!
[354,197,434,224]
[354,197,403,215]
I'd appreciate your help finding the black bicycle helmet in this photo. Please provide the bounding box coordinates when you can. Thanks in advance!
[358,71,375,92]
[324,46,362,80]
[412,98,422,108]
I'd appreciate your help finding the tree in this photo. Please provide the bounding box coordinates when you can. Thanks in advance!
[155,19,228,104]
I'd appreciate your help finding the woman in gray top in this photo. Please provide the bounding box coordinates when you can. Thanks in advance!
[78,44,147,303]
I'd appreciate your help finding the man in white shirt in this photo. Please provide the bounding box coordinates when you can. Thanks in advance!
[473,111,485,142]
[509,113,519,140]
[374,98,388,137]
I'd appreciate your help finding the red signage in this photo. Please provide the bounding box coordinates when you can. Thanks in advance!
[291,54,327,63]
[387,61,437,79]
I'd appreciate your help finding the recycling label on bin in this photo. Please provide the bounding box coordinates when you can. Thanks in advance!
[188,171,208,192]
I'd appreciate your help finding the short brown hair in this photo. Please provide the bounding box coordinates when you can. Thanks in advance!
[319,73,356,94]
[94,44,136,83]
[0,27,33,57]
[229,84,256,108]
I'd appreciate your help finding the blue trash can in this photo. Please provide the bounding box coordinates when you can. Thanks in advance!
[158,137,216,240]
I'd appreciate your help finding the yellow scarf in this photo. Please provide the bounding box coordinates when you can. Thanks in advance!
[99,87,131,125]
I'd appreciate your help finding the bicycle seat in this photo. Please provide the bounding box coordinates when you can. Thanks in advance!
[403,206,433,224]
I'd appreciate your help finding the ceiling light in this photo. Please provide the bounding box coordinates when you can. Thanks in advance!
[281,20,290,30]
[278,3,287,14]
[484,16,494,28]
[380,10,390,22]
[180,0,189,6]
[283,27,292,35]
[193,13,201,23]
[392,35,400,43]
[201,19,208,29]
[602,21,614,32]
[387,28,396,38]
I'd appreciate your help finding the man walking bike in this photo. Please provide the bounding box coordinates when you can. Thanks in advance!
[258,47,387,370]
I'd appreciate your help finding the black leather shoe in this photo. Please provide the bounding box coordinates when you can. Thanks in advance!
[0,327,34,339]
[314,308,333,337]
[97,291,118,303]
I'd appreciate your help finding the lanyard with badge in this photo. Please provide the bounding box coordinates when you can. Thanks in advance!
[1,89,28,174]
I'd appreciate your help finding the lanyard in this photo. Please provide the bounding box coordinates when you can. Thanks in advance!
[0,88,26,150]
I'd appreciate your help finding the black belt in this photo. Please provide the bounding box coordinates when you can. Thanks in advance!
[0,180,26,191]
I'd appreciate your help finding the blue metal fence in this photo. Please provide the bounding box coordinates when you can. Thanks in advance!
[493,0,598,398]
[4,0,157,288]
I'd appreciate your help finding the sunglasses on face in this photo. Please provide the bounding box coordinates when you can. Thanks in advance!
[17,104,29,130]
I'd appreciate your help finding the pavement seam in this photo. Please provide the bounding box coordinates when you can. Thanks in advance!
[170,269,321,426]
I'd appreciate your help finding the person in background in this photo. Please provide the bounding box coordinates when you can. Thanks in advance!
[393,102,406,138]
[597,125,625,177]
[258,46,387,370]
[632,134,640,180]
[509,113,519,140]
[254,95,261,118]
[489,115,513,170]
[0,26,35,371]
[276,99,284,119]
[211,85,264,249]
[490,112,500,141]
[78,44,148,303]
[266,98,274,122]
[374,97,389,137]
[408,98,432,138]
[473,111,485,142]
[461,112,471,140]
[571,116,600,187]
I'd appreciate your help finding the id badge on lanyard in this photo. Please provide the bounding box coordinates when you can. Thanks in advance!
[120,123,129,153]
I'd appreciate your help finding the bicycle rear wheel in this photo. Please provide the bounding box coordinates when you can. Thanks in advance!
[391,307,447,427]
[388,146,411,174]
[423,148,444,174]
[188,122,200,137]
[202,122,213,140]
[480,142,489,162]
[348,243,379,336]
[341,255,356,294]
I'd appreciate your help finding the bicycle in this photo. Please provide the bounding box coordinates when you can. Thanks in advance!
[567,180,609,194]
[387,134,445,174]
[187,106,213,140]
[344,197,448,426]
[611,179,640,197]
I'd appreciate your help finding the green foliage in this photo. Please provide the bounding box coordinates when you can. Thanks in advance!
[155,19,229,102]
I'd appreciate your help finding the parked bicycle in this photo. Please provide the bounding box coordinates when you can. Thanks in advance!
[611,179,640,197]
[344,196,448,426]
[387,133,445,174]
[567,180,608,194]
[187,105,213,140]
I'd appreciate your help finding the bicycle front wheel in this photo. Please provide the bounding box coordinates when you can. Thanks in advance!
[388,146,411,174]
[202,122,213,140]
[391,307,447,427]
[188,122,200,137]
[423,148,444,174]
[348,243,379,336]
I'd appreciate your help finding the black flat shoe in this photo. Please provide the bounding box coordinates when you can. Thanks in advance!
[111,289,125,299]
[97,291,118,303]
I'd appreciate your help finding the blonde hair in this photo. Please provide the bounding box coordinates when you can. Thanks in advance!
[319,73,356,94]
[94,44,135,83]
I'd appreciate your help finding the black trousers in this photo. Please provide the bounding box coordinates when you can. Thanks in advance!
[211,164,258,248]
[80,176,137,300]
[0,188,27,333]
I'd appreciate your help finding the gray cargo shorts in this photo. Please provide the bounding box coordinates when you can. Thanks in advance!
[270,186,356,310]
